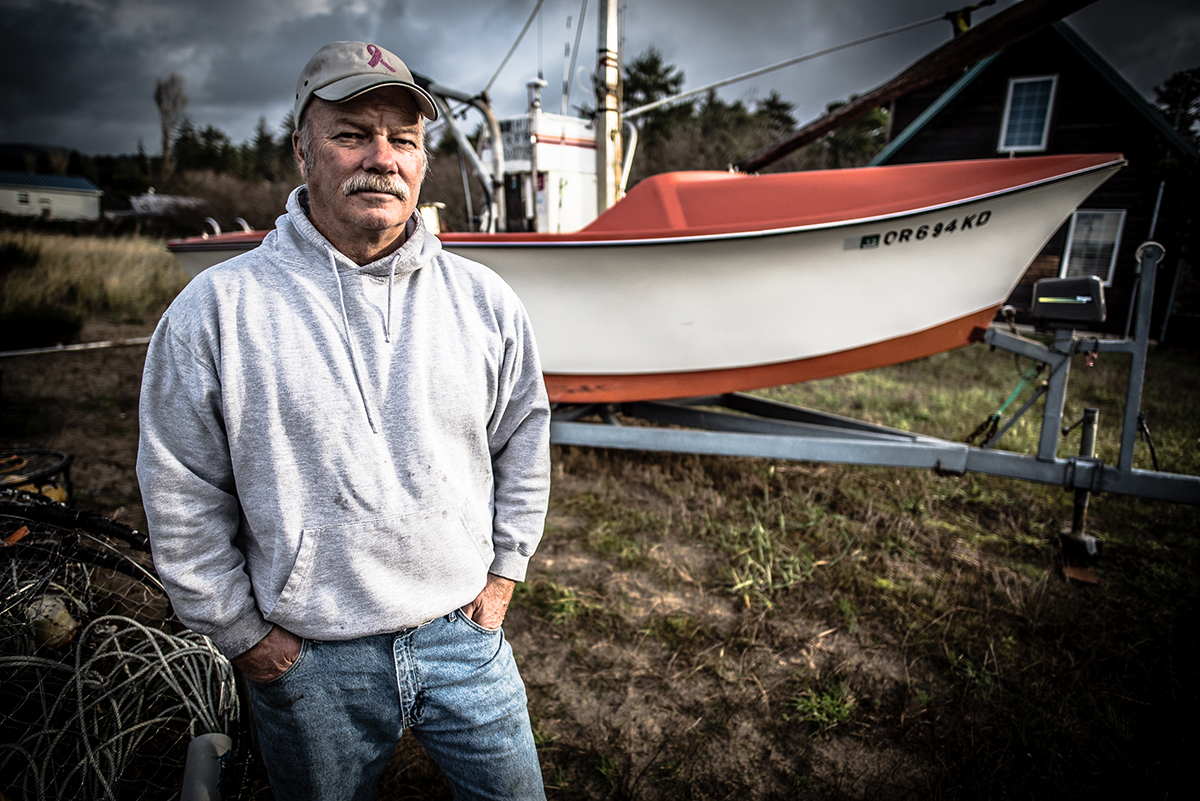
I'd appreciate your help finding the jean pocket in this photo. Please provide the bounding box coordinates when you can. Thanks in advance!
[258,637,310,687]
[457,611,502,635]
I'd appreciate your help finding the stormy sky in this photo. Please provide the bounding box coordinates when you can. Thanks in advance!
[1,0,1197,157]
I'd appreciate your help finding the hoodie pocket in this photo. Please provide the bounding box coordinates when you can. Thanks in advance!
[267,504,493,633]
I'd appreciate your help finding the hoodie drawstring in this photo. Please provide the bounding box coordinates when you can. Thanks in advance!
[329,248,380,434]
[385,257,395,344]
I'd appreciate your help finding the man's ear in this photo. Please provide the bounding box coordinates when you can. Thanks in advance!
[292,130,307,180]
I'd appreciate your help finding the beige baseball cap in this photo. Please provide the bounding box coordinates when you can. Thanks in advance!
[294,41,439,123]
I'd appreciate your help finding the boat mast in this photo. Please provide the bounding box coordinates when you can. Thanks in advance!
[528,77,548,232]
[595,0,622,211]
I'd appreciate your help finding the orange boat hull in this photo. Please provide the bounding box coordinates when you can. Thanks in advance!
[543,307,996,403]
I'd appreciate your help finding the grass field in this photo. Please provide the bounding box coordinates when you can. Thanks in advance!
[1,233,1197,799]
[0,230,188,349]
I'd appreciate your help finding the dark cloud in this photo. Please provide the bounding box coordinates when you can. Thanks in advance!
[0,1,158,152]
[1070,0,1200,95]
[0,0,1195,156]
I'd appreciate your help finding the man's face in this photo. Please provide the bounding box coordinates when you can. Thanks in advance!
[295,87,425,259]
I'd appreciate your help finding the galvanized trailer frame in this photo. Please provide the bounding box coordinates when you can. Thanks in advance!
[550,242,1200,507]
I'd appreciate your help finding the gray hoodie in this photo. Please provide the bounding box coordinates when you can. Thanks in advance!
[137,188,551,659]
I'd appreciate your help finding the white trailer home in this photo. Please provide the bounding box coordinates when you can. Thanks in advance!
[0,171,102,221]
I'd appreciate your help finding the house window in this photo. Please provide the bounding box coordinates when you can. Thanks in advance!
[17,191,30,204]
[1062,209,1125,285]
[999,75,1057,152]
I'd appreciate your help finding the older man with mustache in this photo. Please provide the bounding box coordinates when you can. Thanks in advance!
[137,41,550,801]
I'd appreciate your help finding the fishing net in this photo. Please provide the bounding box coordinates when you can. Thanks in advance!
[1,449,72,503]
[0,489,244,800]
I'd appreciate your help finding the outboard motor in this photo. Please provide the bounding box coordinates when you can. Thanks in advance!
[1031,275,1106,327]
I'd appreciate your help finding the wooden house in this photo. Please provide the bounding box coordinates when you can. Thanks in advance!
[871,21,1198,338]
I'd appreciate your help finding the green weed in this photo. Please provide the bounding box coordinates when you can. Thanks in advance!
[531,720,558,747]
[710,510,853,609]
[787,678,856,733]
[835,596,859,634]
[585,518,648,567]
[723,517,810,608]
[641,611,700,648]
[596,752,620,789]
[516,579,601,625]
[949,653,999,691]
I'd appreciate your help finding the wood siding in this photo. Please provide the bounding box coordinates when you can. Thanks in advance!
[883,26,1192,335]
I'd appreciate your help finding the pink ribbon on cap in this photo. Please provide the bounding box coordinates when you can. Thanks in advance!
[366,44,397,73]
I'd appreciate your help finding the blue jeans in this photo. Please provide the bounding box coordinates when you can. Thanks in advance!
[247,612,545,801]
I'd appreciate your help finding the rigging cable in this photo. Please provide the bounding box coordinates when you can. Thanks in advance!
[485,0,548,94]
[564,0,589,113]
[625,12,954,119]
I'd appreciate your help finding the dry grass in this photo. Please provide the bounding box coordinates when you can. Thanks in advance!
[506,434,1197,798]
[0,231,187,348]
[495,343,1200,799]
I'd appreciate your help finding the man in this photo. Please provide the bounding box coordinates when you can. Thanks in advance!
[137,41,550,800]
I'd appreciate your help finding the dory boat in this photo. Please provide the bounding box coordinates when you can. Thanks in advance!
[168,230,269,278]
[167,152,1123,403]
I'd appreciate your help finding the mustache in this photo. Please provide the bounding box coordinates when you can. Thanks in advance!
[341,173,410,200]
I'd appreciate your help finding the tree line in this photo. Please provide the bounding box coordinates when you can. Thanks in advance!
[152,72,299,186]
[169,115,298,183]
[6,53,1195,237]
[620,46,889,184]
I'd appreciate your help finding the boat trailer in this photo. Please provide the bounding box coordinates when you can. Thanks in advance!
[550,242,1198,576]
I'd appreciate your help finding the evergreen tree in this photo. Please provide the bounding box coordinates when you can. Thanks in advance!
[1154,66,1200,146]
[1150,67,1200,265]
[197,124,238,173]
[278,112,300,180]
[136,139,150,179]
[818,98,888,169]
[696,91,754,137]
[624,47,693,149]
[756,90,797,134]
[620,47,810,182]
[68,150,97,185]
[173,118,201,173]
[252,116,278,180]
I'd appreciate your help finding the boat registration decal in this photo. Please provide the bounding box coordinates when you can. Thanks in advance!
[852,210,992,250]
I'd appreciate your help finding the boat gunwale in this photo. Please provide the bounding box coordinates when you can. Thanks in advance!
[442,158,1126,249]
[167,243,261,253]
[166,235,267,253]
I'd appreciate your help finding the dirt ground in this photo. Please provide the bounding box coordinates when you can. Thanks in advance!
[3,318,1196,800]
[2,318,154,532]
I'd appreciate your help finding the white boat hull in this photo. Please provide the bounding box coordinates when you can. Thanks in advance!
[173,246,257,278]
[446,163,1118,391]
